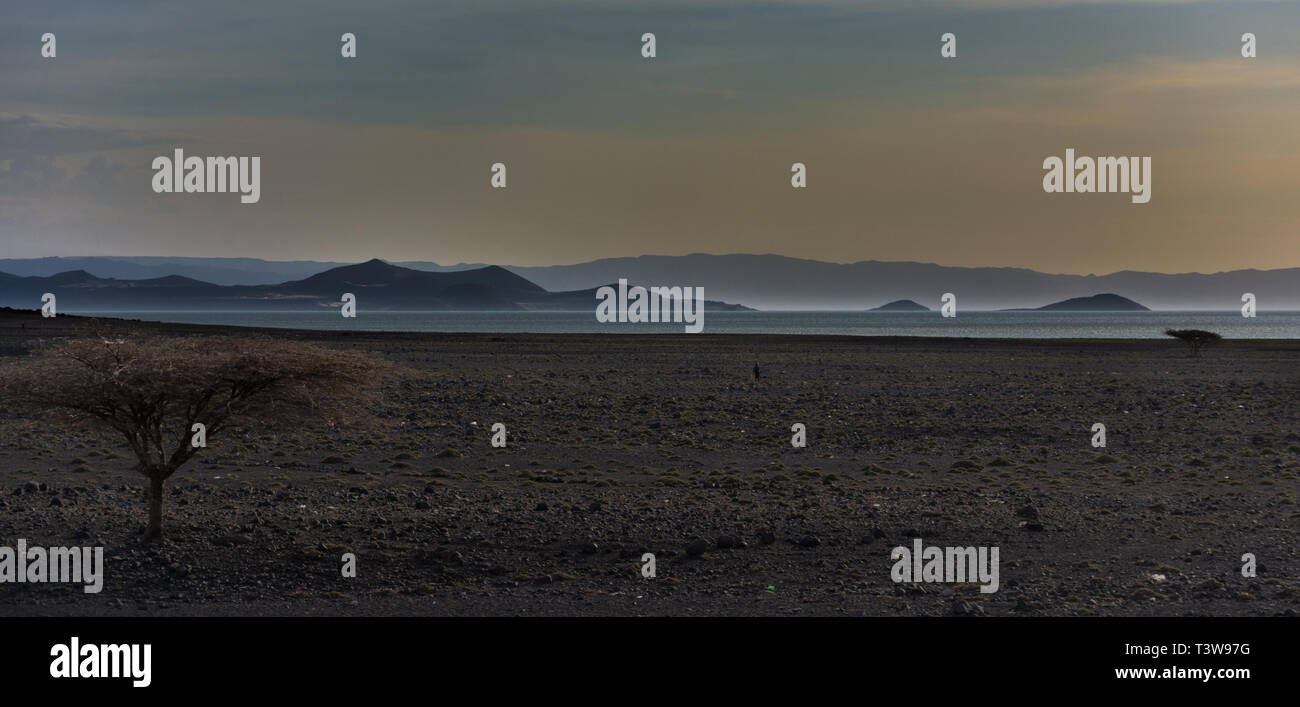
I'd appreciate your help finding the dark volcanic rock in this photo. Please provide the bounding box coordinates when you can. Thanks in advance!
[1015,505,1040,520]
[716,535,743,549]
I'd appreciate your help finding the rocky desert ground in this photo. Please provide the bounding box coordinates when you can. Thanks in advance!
[1,309,1297,616]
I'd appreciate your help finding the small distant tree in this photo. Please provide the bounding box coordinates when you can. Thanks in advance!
[2,335,392,542]
[1164,329,1221,357]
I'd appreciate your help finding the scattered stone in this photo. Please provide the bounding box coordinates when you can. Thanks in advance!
[717,535,743,549]
[685,539,709,557]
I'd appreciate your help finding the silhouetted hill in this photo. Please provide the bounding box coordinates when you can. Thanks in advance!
[0,257,353,285]
[0,261,751,312]
[870,299,930,311]
[43,270,100,286]
[274,259,548,309]
[130,275,220,288]
[1014,293,1149,311]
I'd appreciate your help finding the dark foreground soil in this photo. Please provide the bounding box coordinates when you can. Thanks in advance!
[1,310,1297,616]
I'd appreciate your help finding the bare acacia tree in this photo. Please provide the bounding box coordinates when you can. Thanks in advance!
[1164,329,1222,357]
[2,334,392,541]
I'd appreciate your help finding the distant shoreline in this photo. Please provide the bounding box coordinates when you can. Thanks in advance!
[4,308,1300,344]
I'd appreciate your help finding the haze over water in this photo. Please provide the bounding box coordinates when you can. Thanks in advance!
[80,310,1300,339]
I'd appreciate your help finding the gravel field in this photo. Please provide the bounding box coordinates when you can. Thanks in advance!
[2,310,1297,616]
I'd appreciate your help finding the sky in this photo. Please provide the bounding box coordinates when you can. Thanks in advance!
[1,0,1298,275]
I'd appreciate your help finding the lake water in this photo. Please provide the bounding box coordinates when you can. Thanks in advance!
[74,310,1300,338]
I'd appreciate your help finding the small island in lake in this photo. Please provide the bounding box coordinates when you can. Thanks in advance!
[1006,293,1150,312]
[869,299,931,312]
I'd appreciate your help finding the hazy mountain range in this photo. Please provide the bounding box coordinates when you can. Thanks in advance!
[1,254,1296,310]
[0,259,751,312]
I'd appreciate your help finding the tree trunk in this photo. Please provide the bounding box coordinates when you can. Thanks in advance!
[144,472,165,543]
